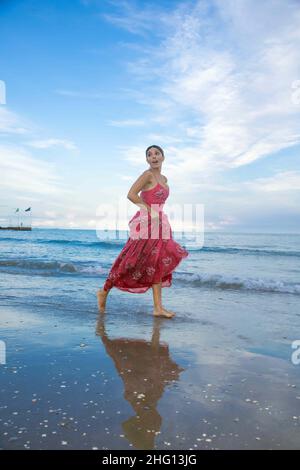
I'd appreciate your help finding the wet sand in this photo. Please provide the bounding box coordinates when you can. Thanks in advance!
[0,292,299,450]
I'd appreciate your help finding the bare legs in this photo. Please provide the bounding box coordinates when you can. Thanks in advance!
[97,286,110,313]
[97,280,176,318]
[152,281,175,318]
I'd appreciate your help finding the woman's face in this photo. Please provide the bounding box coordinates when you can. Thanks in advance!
[146,147,164,169]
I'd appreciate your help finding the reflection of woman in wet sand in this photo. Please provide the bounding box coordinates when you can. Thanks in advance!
[97,145,189,319]
[95,315,185,450]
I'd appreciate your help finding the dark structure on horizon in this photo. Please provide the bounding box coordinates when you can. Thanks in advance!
[0,207,32,230]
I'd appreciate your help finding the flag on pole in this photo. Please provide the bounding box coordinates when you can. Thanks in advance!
[25,207,31,212]
[15,208,19,213]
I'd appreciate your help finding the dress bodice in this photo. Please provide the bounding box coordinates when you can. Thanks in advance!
[140,182,169,211]
[128,180,170,240]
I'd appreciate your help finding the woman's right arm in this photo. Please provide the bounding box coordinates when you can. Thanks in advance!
[127,170,158,217]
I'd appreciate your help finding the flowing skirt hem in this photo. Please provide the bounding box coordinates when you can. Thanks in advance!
[109,274,172,294]
[103,246,188,294]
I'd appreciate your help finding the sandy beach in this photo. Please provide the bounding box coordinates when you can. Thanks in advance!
[1,285,299,450]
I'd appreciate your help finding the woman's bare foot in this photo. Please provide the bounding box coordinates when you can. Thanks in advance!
[153,307,175,318]
[97,288,108,313]
[162,307,176,316]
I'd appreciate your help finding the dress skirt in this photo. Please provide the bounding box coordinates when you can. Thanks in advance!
[103,209,189,293]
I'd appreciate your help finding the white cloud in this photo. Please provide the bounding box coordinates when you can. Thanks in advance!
[25,138,78,151]
[146,133,183,144]
[102,0,300,184]
[206,215,238,230]
[0,107,31,135]
[117,174,133,181]
[101,0,164,38]
[54,88,107,99]
[0,144,71,195]
[245,170,300,192]
[106,119,145,127]
[44,210,58,218]
[189,170,300,196]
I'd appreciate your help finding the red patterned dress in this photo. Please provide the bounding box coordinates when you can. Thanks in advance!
[103,181,189,293]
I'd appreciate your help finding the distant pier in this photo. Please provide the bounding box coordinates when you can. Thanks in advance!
[0,226,32,231]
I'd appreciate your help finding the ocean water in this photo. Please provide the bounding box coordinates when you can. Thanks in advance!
[1,227,299,348]
[1,228,300,449]
[0,228,299,309]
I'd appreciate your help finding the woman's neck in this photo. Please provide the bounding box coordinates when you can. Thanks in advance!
[150,168,161,175]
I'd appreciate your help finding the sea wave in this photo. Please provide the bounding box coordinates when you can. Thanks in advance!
[1,235,300,257]
[0,259,107,275]
[185,245,300,257]
[0,258,299,295]
[0,237,126,249]
[174,272,300,294]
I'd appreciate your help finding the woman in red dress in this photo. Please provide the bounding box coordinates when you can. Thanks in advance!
[97,145,189,318]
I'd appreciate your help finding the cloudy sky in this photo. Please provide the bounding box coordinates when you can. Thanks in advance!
[0,0,300,232]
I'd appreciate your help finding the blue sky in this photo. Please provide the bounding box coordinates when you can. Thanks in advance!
[0,0,300,232]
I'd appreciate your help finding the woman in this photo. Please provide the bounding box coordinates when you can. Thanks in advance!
[97,145,189,318]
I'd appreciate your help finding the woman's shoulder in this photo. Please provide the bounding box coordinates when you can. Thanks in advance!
[141,169,152,177]
[138,170,167,185]
[139,169,154,183]
[133,170,155,191]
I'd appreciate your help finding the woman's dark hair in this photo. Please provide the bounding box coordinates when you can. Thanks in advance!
[145,145,164,157]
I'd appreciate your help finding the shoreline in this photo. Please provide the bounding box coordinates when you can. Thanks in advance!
[0,300,299,450]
